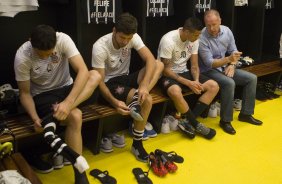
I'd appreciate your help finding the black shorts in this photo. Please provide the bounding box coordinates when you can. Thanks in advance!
[105,71,139,102]
[158,71,210,94]
[33,85,73,118]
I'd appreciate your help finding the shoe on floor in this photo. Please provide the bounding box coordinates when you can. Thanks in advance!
[131,142,149,163]
[161,116,171,134]
[145,122,157,138]
[195,122,216,139]
[220,121,236,135]
[108,133,126,148]
[208,103,217,118]
[27,154,54,174]
[238,114,263,125]
[100,137,113,153]
[233,99,242,111]
[177,119,195,139]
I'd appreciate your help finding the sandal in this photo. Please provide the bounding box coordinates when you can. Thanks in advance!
[132,167,153,184]
[155,149,184,163]
[89,169,117,184]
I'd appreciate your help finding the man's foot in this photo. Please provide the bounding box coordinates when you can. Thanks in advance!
[131,141,148,163]
[177,119,196,139]
[238,114,263,125]
[194,122,216,139]
[220,121,236,135]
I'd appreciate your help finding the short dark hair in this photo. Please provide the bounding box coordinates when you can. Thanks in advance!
[114,13,138,34]
[30,25,56,50]
[183,17,203,32]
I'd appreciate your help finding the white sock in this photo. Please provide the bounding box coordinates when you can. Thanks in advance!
[74,156,89,173]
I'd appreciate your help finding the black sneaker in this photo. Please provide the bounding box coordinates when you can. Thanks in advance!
[195,123,216,139]
[27,154,54,174]
[177,119,196,139]
[131,142,149,163]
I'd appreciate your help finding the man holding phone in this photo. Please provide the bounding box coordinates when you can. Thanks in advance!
[198,10,263,135]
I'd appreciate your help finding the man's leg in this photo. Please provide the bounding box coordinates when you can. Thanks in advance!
[193,79,219,117]
[167,84,216,139]
[71,70,101,109]
[233,69,262,125]
[204,70,236,134]
[137,60,164,91]
[129,89,152,162]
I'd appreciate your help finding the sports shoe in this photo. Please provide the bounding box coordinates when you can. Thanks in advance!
[208,103,217,118]
[131,142,149,163]
[164,115,179,131]
[27,154,54,174]
[51,154,64,169]
[63,157,71,165]
[177,119,195,139]
[145,122,157,138]
[233,99,242,111]
[155,150,178,173]
[128,91,144,122]
[108,133,126,148]
[161,116,171,134]
[100,137,113,153]
[148,152,167,177]
[195,123,216,139]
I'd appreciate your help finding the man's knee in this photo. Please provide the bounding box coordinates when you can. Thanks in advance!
[67,108,83,129]
[206,80,219,93]
[167,85,182,99]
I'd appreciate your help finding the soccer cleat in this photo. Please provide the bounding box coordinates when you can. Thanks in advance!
[148,152,167,177]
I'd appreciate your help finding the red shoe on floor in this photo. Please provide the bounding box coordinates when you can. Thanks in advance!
[148,152,167,177]
[155,150,178,173]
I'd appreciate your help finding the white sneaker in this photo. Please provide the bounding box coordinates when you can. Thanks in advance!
[167,115,179,131]
[161,116,171,134]
[208,103,217,118]
[233,99,242,111]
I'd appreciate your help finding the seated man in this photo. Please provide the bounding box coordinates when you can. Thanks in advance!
[14,25,101,184]
[158,17,219,139]
[198,9,263,135]
[92,13,164,162]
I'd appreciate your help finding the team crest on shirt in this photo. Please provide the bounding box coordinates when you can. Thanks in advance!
[50,52,60,63]
[187,44,193,53]
[121,48,129,58]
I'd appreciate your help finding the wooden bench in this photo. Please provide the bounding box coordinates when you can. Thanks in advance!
[0,87,192,155]
[1,60,281,155]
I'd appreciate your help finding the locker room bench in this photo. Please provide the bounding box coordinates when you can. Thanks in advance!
[0,87,193,155]
[1,60,280,155]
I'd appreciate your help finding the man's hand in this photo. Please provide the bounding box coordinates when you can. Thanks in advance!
[229,51,242,64]
[224,65,235,77]
[138,86,149,104]
[53,101,71,121]
[183,80,203,94]
[33,118,43,132]
[114,100,130,115]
